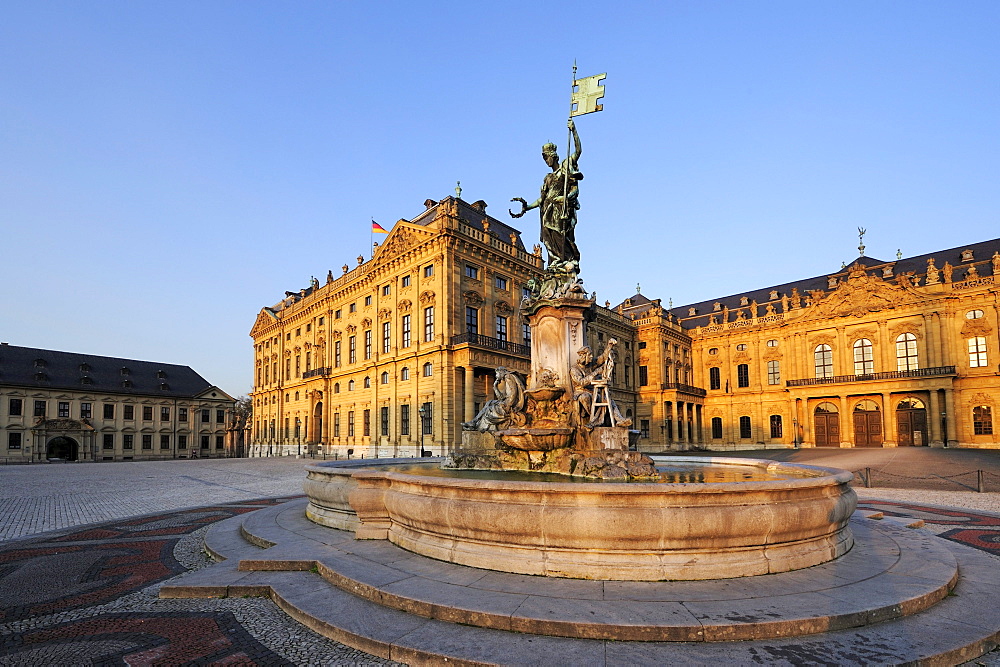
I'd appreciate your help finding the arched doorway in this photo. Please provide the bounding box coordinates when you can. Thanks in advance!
[313,401,323,445]
[813,402,840,446]
[853,399,883,448]
[896,397,928,446]
[46,436,79,461]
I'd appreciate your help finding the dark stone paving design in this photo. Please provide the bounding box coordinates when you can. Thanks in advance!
[858,499,1000,557]
[1,495,996,666]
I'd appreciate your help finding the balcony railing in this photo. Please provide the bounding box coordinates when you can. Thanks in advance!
[660,382,708,397]
[786,366,956,387]
[302,367,331,379]
[450,332,530,356]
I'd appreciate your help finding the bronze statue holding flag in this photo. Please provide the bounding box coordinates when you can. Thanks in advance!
[511,68,605,278]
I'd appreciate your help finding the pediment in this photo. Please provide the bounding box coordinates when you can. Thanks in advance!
[250,308,278,337]
[373,223,434,263]
[806,265,919,319]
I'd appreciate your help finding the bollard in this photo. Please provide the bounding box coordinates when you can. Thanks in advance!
[865,467,872,488]
[978,469,985,493]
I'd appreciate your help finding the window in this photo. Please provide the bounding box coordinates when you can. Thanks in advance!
[334,382,340,394]
[101,433,114,450]
[767,360,781,385]
[295,328,301,337]
[160,435,170,450]
[814,344,833,379]
[381,371,389,384]
[523,323,531,345]
[174,435,185,450]
[365,295,372,306]
[766,339,778,347]
[335,341,342,367]
[974,406,993,435]
[201,435,210,449]
[639,366,648,386]
[423,362,433,377]
[424,307,435,342]
[739,415,752,439]
[640,419,650,438]
[363,376,371,389]
[296,355,301,377]
[495,275,508,290]
[382,321,391,354]
[142,434,152,450]
[382,285,391,296]
[708,348,718,355]
[216,435,224,450]
[401,315,412,348]
[99,403,113,420]
[217,409,225,423]
[895,333,919,371]
[401,367,410,381]
[969,337,988,367]
[319,316,325,326]
[335,309,342,319]
[966,310,984,319]
[735,344,747,351]
[349,336,357,363]
[80,403,92,419]
[334,413,341,437]
[306,351,311,372]
[349,303,357,313]
[33,400,46,417]
[709,367,721,391]
[402,275,411,288]
[380,406,390,436]
[8,398,22,416]
[58,402,70,418]
[423,265,433,278]
[465,264,479,279]
[179,407,188,422]
[421,402,433,435]
[400,405,410,436]
[363,409,371,436]
[769,415,783,439]
[523,286,532,300]
[348,380,355,391]
[364,330,372,359]
[466,307,479,335]
[737,364,749,388]
[124,405,134,420]
[8,432,22,450]
[161,407,170,421]
[711,417,723,439]
[853,339,874,375]
[122,434,133,450]
[496,315,508,342]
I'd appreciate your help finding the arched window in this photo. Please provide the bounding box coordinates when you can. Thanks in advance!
[348,380,355,391]
[294,391,299,401]
[363,376,371,389]
[400,367,410,381]
[854,399,879,412]
[814,401,838,414]
[853,339,874,375]
[423,362,433,377]
[381,371,389,385]
[814,344,833,379]
[968,337,988,367]
[333,382,340,394]
[738,415,752,439]
[709,367,721,390]
[973,406,993,435]
[711,417,723,439]
[895,333,919,371]
[897,397,925,410]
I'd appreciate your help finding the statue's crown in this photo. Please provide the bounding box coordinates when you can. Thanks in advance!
[541,142,558,155]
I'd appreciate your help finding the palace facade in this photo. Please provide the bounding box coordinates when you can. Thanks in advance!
[0,344,236,462]
[249,195,1000,455]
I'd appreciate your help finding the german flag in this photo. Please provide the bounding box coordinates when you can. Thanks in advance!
[372,220,389,234]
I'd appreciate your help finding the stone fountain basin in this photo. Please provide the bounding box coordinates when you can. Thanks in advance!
[305,456,857,581]
[496,427,574,451]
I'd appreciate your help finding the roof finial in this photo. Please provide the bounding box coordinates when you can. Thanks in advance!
[858,227,867,257]
[455,181,462,198]
[896,248,902,260]
[636,282,641,293]
[668,297,673,308]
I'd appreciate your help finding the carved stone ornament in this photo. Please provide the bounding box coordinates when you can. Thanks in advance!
[888,323,923,341]
[807,265,915,319]
[283,350,293,358]
[379,227,417,257]
[494,300,513,315]
[332,330,342,340]
[398,299,412,313]
[849,329,877,343]
[419,290,435,305]
[970,392,994,406]
[346,324,357,334]
[961,318,993,338]
[378,308,392,321]
[360,317,372,328]
[763,349,782,361]
[733,351,751,363]
[961,249,975,262]
[769,290,779,301]
[463,290,484,306]
[925,259,941,284]
[810,334,836,348]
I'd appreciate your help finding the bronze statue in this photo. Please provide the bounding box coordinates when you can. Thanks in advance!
[510,119,582,273]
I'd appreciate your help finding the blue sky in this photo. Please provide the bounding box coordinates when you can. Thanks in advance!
[3,1,998,396]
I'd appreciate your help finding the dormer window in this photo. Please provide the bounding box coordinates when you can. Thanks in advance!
[122,379,133,388]
[156,370,167,379]
[80,376,93,385]
[79,363,91,372]
[120,367,130,376]
[159,382,170,391]
[34,358,46,368]
[35,372,47,381]
[961,249,975,262]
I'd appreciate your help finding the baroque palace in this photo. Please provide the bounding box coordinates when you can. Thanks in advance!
[250,195,1000,456]
[0,344,235,462]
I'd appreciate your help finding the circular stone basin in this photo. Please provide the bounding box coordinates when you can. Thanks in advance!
[304,456,857,581]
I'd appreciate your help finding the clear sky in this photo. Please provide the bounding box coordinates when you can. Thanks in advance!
[3,1,998,397]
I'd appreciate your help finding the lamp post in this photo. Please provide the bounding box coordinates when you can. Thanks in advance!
[295,418,301,456]
[418,405,427,457]
[792,417,799,448]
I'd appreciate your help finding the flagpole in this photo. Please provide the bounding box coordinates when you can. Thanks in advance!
[562,60,577,224]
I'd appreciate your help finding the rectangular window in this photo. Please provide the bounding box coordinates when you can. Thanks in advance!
[466,307,479,335]
[737,364,749,388]
[380,406,389,437]
[364,330,372,360]
[178,407,188,421]
[142,434,152,450]
[770,415,783,439]
[80,403,92,419]
[767,360,781,385]
[639,366,649,386]
[382,321,391,354]
[161,407,170,421]
[465,265,479,279]
[349,336,357,363]
[739,415,752,439]
[423,265,433,278]
[401,315,411,348]
[216,409,225,424]
[349,303,357,313]
[296,355,301,376]
[124,405,134,420]
[363,409,371,436]
[201,409,210,423]
[423,362,433,377]
[421,402,433,435]
[382,285,391,296]
[319,316,325,326]
[333,413,340,438]
[711,417,723,439]
[160,435,170,450]
[495,275,508,290]
[400,404,410,436]
[402,275,411,288]
[306,351,311,372]
[122,434,133,450]
[522,323,531,345]
[216,436,224,450]
[424,307,434,342]
[709,367,721,391]
[103,403,114,419]
[815,345,834,379]
[365,295,372,306]
[58,402,69,418]
[973,406,993,435]
[348,411,355,437]
[335,341,342,367]
[8,432,22,450]
[172,435,184,450]
[143,406,153,421]
[8,398,22,416]
[101,433,114,450]
[335,309,342,319]
[201,435,210,449]
[640,419,650,438]
[969,337,988,368]
[496,315,507,342]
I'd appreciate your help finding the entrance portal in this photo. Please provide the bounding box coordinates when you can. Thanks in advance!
[46,436,79,461]
[853,400,883,448]
[813,402,840,446]
[896,397,928,446]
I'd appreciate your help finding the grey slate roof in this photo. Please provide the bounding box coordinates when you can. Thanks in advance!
[410,196,527,251]
[0,344,222,398]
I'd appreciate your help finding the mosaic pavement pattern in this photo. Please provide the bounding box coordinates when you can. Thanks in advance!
[1,496,996,666]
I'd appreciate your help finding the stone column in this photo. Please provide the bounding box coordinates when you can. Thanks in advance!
[464,366,475,426]
[943,388,958,446]
[881,392,896,447]
[839,394,852,447]
[928,388,944,446]
[696,404,703,444]
[676,400,685,444]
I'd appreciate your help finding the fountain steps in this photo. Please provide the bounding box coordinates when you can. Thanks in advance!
[161,499,1000,665]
